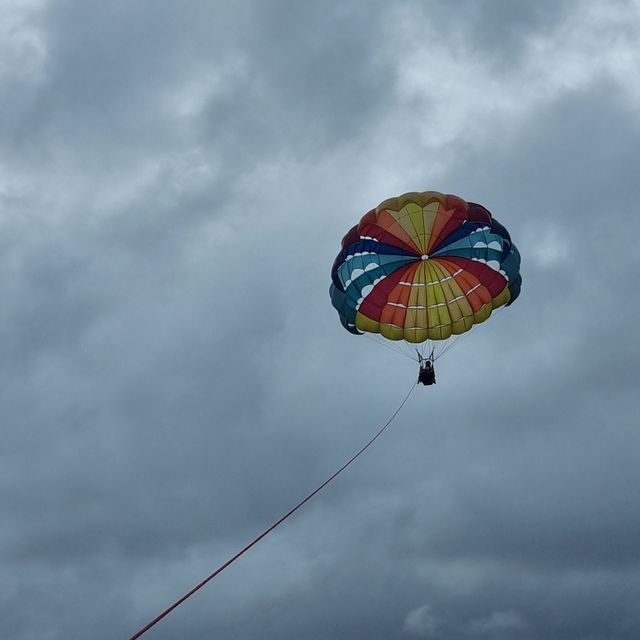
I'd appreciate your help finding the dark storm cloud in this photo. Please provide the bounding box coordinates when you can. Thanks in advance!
[2,1,639,639]
[1,3,399,637]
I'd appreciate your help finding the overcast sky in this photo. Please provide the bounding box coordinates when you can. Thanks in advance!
[2,1,640,639]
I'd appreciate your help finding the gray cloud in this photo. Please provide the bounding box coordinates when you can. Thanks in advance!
[2,1,639,639]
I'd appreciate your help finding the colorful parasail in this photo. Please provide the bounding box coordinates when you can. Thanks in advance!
[330,191,521,345]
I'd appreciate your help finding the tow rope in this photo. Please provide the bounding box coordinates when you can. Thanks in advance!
[129,382,416,639]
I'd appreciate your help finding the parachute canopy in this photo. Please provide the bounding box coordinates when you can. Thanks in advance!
[330,191,521,343]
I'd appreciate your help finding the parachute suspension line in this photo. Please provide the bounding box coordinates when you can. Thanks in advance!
[365,335,401,359]
[435,329,471,361]
[413,338,436,363]
[364,334,416,361]
[366,334,404,358]
[404,339,425,363]
[435,304,507,361]
[128,383,417,640]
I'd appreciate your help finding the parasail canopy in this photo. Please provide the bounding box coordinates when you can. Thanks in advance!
[330,191,521,344]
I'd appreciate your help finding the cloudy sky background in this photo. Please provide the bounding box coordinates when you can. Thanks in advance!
[2,1,640,638]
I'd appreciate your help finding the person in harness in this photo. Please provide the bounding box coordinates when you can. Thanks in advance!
[417,351,436,386]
